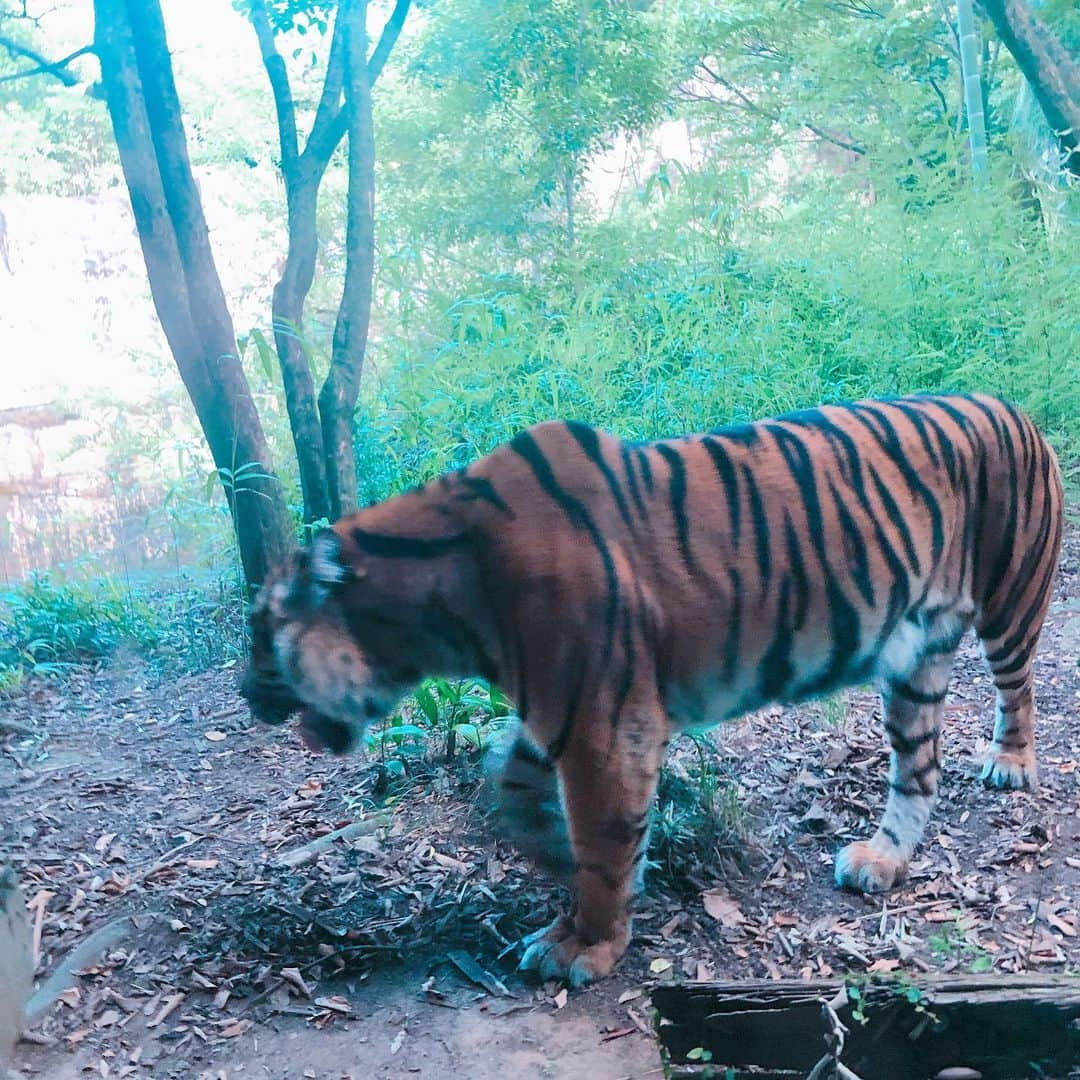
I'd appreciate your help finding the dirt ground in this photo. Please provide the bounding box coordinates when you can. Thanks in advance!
[2,525,1078,1079]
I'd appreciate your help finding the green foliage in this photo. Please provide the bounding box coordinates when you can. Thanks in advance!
[928,918,995,973]
[1,572,161,667]
[358,175,1079,501]
[365,677,518,777]
[381,0,678,256]
[651,735,745,885]
[0,570,246,688]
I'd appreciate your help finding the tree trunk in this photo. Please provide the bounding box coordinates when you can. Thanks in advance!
[271,180,333,525]
[94,0,291,587]
[319,0,376,520]
[957,0,990,186]
[250,0,409,525]
[250,0,341,526]
[981,0,1080,177]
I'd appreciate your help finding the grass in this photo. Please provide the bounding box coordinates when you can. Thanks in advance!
[0,569,245,693]
[651,734,747,888]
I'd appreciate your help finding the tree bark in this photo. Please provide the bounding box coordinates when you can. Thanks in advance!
[957,0,990,186]
[250,0,341,525]
[981,0,1080,177]
[250,0,409,524]
[94,0,291,587]
[319,0,377,520]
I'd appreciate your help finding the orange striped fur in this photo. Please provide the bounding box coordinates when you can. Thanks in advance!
[242,393,1063,985]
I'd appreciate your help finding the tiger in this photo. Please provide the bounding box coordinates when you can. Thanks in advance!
[241,392,1063,986]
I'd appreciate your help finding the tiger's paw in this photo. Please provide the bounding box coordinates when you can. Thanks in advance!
[517,915,629,987]
[834,840,907,894]
[980,748,1037,791]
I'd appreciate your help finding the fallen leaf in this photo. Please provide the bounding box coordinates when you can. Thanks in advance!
[281,967,313,998]
[1038,902,1077,938]
[867,958,901,973]
[204,731,227,742]
[701,887,747,928]
[618,988,642,1004]
[659,914,684,939]
[147,993,184,1029]
[220,1020,252,1038]
[390,1029,406,1054]
[923,908,957,923]
[799,800,835,834]
[553,988,568,1009]
[649,958,673,974]
[315,995,352,1015]
[95,1009,121,1028]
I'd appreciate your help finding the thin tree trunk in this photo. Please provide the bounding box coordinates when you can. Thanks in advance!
[981,0,1080,177]
[319,0,376,520]
[251,0,343,525]
[94,0,291,587]
[957,0,990,186]
[271,180,332,525]
[250,0,409,524]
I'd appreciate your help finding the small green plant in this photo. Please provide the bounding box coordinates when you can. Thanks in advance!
[363,676,519,781]
[819,691,848,728]
[847,982,869,1025]
[0,663,26,696]
[651,734,745,886]
[928,919,994,973]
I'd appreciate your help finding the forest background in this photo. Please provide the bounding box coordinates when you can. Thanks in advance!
[0,0,1076,689]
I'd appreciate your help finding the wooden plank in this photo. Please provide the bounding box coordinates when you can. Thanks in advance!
[653,975,1080,1080]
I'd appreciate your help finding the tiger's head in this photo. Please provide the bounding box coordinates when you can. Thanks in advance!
[241,526,451,754]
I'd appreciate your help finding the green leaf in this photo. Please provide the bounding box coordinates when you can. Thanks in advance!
[413,684,442,726]
[249,328,276,381]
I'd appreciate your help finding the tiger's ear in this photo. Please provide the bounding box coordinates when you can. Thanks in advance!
[295,529,350,607]
[310,529,349,586]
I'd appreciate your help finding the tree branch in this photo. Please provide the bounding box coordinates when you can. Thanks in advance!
[304,0,410,173]
[367,0,410,85]
[696,64,867,155]
[249,0,299,175]
[0,38,92,85]
[302,2,351,172]
[980,0,1080,176]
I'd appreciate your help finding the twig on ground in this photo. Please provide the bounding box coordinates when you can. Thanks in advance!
[274,813,391,869]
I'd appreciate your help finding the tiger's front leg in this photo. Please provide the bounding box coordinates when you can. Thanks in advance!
[518,696,667,987]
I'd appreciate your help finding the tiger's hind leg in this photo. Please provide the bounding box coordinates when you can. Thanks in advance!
[835,643,955,894]
[978,627,1047,791]
[976,428,1062,788]
[518,693,667,986]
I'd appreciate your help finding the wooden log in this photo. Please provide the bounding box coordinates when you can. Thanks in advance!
[652,975,1080,1080]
